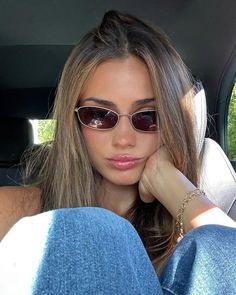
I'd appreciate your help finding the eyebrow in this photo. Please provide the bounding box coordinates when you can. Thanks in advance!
[82,97,155,107]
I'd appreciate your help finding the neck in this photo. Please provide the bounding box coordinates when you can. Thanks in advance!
[96,179,138,218]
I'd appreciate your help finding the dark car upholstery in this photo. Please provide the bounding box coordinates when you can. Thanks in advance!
[0,117,33,186]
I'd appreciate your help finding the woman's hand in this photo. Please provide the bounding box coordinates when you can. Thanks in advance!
[139,144,200,218]
[138,145,175,204]
[139,145,236,233]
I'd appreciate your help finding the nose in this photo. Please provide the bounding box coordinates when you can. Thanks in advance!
[112,116,136,148]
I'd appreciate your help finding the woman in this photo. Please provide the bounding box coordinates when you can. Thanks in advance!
[0,10,236,294]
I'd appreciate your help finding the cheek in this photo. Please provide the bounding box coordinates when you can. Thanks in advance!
[137,133,162,154]
[82,127,162,158]
[82,128,102,145]
[81,127,109,157]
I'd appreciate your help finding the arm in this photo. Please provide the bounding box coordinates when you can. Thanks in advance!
[139,146,236,235]
[0,186,41,241]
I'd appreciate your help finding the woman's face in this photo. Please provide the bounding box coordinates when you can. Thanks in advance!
[79,55,162,186]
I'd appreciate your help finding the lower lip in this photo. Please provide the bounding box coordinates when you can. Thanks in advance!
[108,159,141,170]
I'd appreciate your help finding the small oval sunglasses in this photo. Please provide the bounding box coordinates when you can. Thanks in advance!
[75,106,159,132]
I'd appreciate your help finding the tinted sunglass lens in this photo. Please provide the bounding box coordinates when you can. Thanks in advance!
[100,110,118,129]
[78,107,118,129]
[132,111,158,132]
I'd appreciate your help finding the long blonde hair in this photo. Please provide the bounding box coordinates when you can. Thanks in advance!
[24,10,199,273]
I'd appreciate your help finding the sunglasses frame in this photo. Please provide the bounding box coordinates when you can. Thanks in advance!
[75,105,159,133]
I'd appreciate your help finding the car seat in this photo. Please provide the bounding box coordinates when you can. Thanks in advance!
[193,86,236,221]
[0,117,33,186]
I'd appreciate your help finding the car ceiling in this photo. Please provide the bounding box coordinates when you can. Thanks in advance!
[0,0,235,131]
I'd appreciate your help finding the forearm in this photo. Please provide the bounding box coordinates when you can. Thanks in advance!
[153,162,236,233]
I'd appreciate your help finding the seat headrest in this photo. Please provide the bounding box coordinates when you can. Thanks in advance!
[0,117,33,166]
[192,86,207,155]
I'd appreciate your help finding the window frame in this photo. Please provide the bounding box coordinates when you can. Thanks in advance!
[217,55,236,170]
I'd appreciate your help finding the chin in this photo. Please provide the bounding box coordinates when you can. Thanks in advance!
[106,174,141,186]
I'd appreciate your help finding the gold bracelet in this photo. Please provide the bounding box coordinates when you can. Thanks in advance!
[176,188,206,238]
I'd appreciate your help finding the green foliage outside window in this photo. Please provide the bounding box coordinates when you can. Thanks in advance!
[37,120,56,143]
[228,83,236,160]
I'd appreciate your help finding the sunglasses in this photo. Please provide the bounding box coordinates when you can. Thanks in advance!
[75,106,159,132]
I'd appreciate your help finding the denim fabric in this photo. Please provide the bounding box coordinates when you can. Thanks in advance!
[0,208,236,295]
[160,225,236,295]
[0,207,161,295]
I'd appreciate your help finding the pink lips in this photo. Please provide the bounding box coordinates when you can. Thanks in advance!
[107,155,142,170]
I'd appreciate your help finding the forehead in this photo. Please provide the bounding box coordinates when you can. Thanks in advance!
[80,55,154,106]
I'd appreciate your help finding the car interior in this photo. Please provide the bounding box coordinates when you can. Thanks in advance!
[0,0,235,220]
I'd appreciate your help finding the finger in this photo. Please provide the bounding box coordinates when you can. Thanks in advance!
[140,193,156,203]
[138,182,155,203]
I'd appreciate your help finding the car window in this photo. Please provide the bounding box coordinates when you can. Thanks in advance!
[30,119,56,144]
[227,81,236,160]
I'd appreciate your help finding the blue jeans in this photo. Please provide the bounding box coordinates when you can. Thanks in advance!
[0,207,235,294]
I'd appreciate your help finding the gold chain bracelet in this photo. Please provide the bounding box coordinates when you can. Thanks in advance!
[176,188,206,238]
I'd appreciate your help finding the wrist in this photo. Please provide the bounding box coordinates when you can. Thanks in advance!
[176,189,210,237]
[153,162,196,217]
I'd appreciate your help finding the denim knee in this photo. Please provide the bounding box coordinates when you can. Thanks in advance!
[160,225,236,295]
[183,224,236,243]
[1,207,162,295]
[32,207,161,294]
